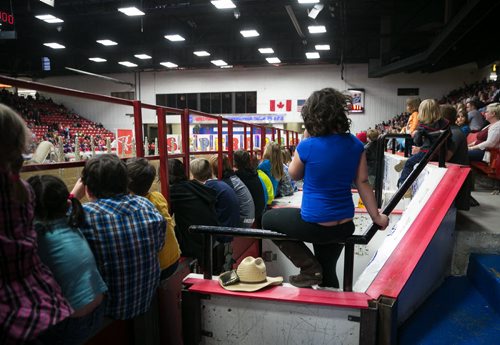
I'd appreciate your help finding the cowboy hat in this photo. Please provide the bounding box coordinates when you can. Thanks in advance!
[219,256,283,292]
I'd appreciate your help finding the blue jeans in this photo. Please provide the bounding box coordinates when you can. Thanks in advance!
[468,149,485,162]
[397,151,425,187]
[38,301,105,345]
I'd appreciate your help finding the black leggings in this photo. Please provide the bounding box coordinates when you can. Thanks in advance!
[262,208,355,287]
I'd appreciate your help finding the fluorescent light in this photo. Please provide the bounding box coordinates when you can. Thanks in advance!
[164,34,185,42]
[134,54,152,59]
[211,60,227,66]
[43,42,65,49]
[298,0,320,3]
[258,48,274,54]
[315,44,330,50]
[211,1,236,9]
[97,39,118,46]
[118,7,145,16]
[220,65,233,69]
[266,57,281,64]
[118,61,137,67]
[308,4,324,19]
[89,57,107,62]
[194,51,211,57]
[240,30,260,38]
[308,25,326,34]
[306,52,320,59]
[36,15,63,23]
[160,62,178,68]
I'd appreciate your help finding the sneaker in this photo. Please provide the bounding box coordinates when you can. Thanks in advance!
[394,160,406,172]
[289,272,322,288]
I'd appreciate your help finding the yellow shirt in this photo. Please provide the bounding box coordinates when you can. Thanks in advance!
[257,169,274,205]
[146,191,181,270]
[405,111,419,134]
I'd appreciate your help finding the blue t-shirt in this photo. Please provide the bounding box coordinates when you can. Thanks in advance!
[35,218,108,311]
[297,133,364,223]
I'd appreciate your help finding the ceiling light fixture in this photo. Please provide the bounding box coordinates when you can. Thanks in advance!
[35,15,64,23]
[306,52,320,59]
[308,4,324,19]
[211,1,236,9]
[240,30,259,38]
[308,25,326,34]
[298,0,320,3]
[89,57,107,62]
[258,48,274,54]
[315,44,330,50]
[43,42,65,49]
[160,62,178,68]
[118,61,138,67]
[194,51,211,57]
[211,60,228,66]
[220,65,233,69]
[97,39,118,46]
[134,54,152,59]
[118,7,145,16]
[164,34,185,42]
[266,57,281,64]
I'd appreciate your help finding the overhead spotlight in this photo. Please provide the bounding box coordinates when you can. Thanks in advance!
[308,4,324,19]
[234,9,240,19]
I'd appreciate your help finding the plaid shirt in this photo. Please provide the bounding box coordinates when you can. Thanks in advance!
[81,194,165,320]
[1,175,72,345]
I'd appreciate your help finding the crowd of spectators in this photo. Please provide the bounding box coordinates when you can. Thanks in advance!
[0,89,114,157]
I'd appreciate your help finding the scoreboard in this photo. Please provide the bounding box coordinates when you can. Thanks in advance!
[0,4,16,39]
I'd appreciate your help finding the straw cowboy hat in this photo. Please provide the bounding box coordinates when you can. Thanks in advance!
[218,256,283,292]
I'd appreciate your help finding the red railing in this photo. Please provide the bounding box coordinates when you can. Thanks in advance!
[1,75,300,200]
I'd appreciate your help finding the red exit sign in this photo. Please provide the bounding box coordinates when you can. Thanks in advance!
[0,11,14,25]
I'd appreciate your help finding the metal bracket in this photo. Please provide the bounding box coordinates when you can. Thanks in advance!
[348,315,361,323]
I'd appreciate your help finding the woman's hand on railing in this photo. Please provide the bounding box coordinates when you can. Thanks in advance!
[373,213,389,230]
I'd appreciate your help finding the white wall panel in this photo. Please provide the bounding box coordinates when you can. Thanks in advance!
[41,63,481,134]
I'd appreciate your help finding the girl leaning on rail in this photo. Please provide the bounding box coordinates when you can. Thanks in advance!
[262,88,389,289]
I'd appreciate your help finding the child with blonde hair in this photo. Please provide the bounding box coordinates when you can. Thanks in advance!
[258,142,284,196]
[397,99,450,187]
[0,104,72,344]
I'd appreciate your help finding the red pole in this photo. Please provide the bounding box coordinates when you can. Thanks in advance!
[181,108,190,178]
[243,124,248,150]
[217,117,223,179]
[271,127,275,142]
[286,130,290,149]
[260,126,266,158]
[228,120,234,166]
[249,125,254,158]
[133,100,144,157]
[277,128,281,146]
[157,108,169,199]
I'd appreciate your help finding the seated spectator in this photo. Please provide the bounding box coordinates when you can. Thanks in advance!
[468,102,500,162]
[209,155,255,228]
[466,100,487,132]
[70,154,166,320]
[258,142,284,197]
[0,104,72,344]
[126,158,181,280]
[28,175,107,345]
[190,158,239,228]
[397,99,450,187]
[455,108,471,135]
[278,147,295,197]
[365,128,381,186]
[233,150,266,228]
[167,158,218,266]
[440,104,470,210]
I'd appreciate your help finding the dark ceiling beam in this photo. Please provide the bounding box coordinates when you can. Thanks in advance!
[368,0,495,78]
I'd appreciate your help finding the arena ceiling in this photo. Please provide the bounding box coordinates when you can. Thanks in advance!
[0,0,498,79]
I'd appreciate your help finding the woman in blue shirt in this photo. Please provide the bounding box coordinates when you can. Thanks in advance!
[262,88,389,288]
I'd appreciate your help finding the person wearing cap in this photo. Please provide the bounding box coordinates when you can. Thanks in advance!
[262,88,389,289]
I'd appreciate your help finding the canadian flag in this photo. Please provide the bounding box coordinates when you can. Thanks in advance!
[270,99,292,112]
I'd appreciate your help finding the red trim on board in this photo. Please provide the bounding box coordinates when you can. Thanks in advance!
[366,165,470,299]
[184,277,370,309]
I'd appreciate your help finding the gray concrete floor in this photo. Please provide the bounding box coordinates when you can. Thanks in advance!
[452,188,500,275]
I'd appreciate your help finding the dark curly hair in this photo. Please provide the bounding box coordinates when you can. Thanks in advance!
[301,88,352,136]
